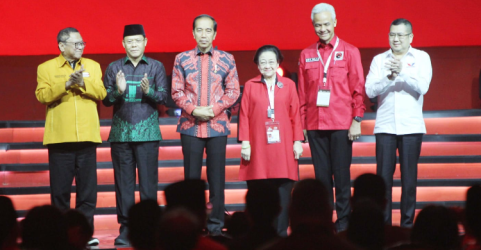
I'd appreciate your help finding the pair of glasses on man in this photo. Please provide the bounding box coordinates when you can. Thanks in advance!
[388,33,412,39]
[63,41,86,49]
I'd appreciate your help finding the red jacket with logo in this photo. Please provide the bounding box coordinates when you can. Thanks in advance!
[298,35,365,130]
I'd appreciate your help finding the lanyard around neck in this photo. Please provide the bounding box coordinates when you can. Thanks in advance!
[316,37,340,86]
[265,79,275,110]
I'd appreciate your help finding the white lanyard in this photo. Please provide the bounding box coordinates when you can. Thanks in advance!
[316,37,340,86]
[266,81,275,109]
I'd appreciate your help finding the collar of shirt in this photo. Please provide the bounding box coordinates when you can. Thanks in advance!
[260,74,279,85]
[56,53,83,68]
[317,34,338,49]
[195,46,214,56]
[386,46,415,59]
[123,55,149,65]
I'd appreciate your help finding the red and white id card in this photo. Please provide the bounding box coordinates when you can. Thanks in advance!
[265,121,281,144]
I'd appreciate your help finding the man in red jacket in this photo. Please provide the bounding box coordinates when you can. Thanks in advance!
[298,3,366,232]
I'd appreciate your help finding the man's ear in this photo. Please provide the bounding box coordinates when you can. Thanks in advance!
[59,42,65,52]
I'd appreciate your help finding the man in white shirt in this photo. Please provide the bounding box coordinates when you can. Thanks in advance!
[365,18,432,228]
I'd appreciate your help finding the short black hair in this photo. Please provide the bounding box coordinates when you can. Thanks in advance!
[57,27,79,44]
[391,18,413,33]
[245,181,280,224]
[352,173,386,208]
[193,14,217,32]
[253,45,284,65]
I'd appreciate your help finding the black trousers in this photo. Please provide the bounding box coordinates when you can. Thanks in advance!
[246,179,294,237]
[181,134,227,235]
[376,133,423,228]
[307,130,352,232]
[111,141,159,231]
[48,142,98,230]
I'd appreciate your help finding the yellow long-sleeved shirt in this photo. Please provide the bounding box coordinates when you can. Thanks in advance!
[36,54,107,145]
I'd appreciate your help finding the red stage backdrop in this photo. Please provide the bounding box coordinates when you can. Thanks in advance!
[1,0,480,56]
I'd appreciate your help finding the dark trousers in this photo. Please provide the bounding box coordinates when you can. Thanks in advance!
[111,141,159,232]
[181,134,227,235]
[48,142,98,230]
[246,179,294,237]
[376,133,423,228]
[307,130,352,232]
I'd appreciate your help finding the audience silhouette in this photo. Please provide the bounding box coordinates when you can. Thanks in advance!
[265,179,358,250]
[0,196,18,250]
[344,174,410,248]
[465,185,481,249]
[128,199,162,250]
[63,209,93,250]
[3,180,479,250]
[229,181,281,250]
[20,205,69,250]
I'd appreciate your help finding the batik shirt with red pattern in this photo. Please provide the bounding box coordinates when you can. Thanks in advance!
[172,47,240,138]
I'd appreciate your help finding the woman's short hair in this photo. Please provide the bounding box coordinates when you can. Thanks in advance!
[253,45,284,65]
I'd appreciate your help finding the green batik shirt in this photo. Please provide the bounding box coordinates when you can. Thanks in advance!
[103,56,168,142]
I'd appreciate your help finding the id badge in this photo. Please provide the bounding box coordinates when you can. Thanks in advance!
[316,90,331,107]
[267,108,275,119]
[265,121,281,144]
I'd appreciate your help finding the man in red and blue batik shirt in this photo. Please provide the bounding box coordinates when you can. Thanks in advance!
[172,14,240,235]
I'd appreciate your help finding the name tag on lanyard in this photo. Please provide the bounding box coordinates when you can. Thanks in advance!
[317,90,331,107]
[266,121,281,144]
[316,37,339,107]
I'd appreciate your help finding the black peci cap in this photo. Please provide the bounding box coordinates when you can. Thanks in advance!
[123,24,145,37]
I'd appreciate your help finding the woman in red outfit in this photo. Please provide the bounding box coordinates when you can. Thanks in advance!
[238,45,304,236]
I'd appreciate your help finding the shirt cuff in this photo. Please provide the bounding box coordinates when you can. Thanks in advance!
[77,83,87,93]
[112,86,123,99]
[212,103,223,117]
[352,109,364,118]
[57,80,69,94]
[184,104,196,115]
[145,87,155,99]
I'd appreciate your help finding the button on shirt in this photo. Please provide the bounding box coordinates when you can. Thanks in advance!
[172,47,240,138]
[365,47,432,135]
[298,35,366,130]
[103,56,168,142]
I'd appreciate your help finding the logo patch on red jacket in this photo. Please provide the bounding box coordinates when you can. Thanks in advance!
[334,51,344,60]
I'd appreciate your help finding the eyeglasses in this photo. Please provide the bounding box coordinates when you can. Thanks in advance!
[389,33,411,39]
[259,61,277,67]
[124,39,145,45]
[63,41,86,49]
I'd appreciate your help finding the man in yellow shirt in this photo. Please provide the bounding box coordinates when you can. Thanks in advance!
[35,27,106,246]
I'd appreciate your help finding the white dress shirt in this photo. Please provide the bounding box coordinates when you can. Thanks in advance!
[365,47,432,135]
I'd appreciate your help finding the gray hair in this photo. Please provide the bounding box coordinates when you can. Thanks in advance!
[57,27,79,43]
[311,3,336,21]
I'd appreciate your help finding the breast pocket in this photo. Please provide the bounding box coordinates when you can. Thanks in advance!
[305,62,320,82]
[329,60,348,79]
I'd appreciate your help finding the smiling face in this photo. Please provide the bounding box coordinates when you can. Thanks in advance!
[123,35,147,60]
[312,11,337,44]
[59,32,84,61]
[193,17,217,53]
[257,51,279,79]
[389,24,413,55]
